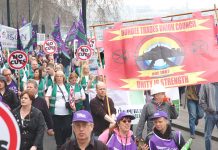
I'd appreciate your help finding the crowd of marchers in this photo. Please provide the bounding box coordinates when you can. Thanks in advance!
[0,48,217,150]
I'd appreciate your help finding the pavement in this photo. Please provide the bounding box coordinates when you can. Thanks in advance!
[172,106,218,141]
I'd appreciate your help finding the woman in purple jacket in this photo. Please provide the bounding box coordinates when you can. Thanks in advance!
[145,111,188,150]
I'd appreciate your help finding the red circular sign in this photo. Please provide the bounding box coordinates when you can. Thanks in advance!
[76,45,94,60]
[43,39,57,54]
[8,50,28,70]
[0,102,20,150]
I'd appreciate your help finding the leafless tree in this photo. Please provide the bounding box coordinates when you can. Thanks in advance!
[0,0,123,35]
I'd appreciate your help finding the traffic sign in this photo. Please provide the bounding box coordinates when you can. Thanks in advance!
[76,45,94,60]
[43,39,57,54]
[8,50,28,70]
[0,102,20,150]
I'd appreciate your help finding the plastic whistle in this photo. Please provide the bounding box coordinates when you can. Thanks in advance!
[162,96,170,102]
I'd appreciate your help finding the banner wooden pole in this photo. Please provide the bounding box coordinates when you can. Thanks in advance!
[92,26,111,116]
[90,8,218,28]
[214,4,218,23]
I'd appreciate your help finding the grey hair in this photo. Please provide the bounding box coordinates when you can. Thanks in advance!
[27,79,38,88]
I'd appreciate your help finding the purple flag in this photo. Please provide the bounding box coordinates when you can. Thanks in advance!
[52,17,70,59]
[17,27,23,50]
[75,10,87,47]
[65,22,77,47]
[22,16,28,27]
[32,25,37,49]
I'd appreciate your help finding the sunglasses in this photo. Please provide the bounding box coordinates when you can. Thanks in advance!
[121,119,131,123]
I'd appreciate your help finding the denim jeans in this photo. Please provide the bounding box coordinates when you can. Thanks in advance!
[204,113,218,150]
[187,100,204,135]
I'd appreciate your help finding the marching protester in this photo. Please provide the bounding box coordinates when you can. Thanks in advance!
[185,84,204,139]
[199,82,218,150]
[27,79,54,136]
[32,68,46,97]
[145,111,187,150]
[80,64,92,111]
[2,68,18,96]
[13,90,45,150]
[136,84,178,140]
[46,63,56,89]
[98,112,146,150]
[90,82,116,137]
[27,60,39,79]
[60,110,108,150]
[68,72,86,111]
[0,74,19,110]
[45,70,72,149]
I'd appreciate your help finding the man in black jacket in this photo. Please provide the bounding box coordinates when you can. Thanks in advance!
[90,82,116,137]
[61,110,107,150]
[0,74,19,110]
[26,79,54,136]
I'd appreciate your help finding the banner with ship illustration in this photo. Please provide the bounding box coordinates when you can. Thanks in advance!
[103,12,218,90]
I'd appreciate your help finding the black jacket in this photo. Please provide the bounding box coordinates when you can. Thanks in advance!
[90,96,116,136]
[13,106,45,150]
[1,88,19,110]
[32,96,53,129]
[60,138,108,150]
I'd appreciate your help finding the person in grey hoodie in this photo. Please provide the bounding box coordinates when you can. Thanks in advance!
[135,84,178,141]
[199,82,218,150]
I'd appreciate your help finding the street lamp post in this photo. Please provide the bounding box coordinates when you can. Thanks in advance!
[6,0,10,26]
[82,0,86,33]
[28,0,31,22]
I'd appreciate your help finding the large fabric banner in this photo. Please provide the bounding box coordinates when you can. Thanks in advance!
[0,23,32,50]
[104,13,218,90]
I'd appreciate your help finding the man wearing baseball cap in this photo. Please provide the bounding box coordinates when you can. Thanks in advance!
[145,111,188,150]
[60,110,108,150]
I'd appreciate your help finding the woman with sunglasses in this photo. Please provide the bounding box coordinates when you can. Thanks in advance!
[98,112,140,150]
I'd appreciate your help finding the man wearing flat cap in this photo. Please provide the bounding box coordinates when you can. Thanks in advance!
[61,110,108,150]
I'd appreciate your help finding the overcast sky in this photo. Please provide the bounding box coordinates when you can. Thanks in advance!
[121,0,218,20]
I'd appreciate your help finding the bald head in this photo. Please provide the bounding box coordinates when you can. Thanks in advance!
[96,82,106,99]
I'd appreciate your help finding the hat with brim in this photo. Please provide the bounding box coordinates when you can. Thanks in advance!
[116,112,135,122]
[72,110,93,123]
[151,111,168,120]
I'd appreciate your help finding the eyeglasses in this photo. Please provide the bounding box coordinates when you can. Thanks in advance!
[3,74,11,76]
[121,119,131,123]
